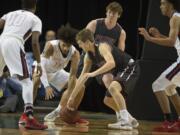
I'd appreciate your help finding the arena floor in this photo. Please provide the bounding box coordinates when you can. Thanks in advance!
[0,112,179,135]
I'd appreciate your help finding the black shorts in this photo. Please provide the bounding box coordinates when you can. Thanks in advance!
[106,62,140,97]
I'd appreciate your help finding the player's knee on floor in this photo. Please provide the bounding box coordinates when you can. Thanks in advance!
[165,85,177,96]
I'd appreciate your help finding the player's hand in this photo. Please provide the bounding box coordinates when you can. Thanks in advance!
[81,73,94,82]
[138,27,151,41]
[149,27,160,37]
[34,63,42,77]
[36,65,42,76]
[45,86,55,100]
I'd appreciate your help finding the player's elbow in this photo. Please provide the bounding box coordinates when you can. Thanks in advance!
[169,40,176,47]
[108,61,115,69]
[168,38,176,47]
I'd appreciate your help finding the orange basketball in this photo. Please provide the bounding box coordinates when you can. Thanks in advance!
[60,107,80,124]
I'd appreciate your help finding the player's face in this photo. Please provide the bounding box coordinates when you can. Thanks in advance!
[60,41,71,55]
[106,10,119,21]
[77,40,90,52]
[160,0,170,16]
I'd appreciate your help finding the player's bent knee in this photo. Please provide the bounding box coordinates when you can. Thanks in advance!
[108,81,122,94]
[103,96,110,104]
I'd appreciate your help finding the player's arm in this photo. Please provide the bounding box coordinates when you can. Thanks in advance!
[86,19,97,33]
[89,44,115,77]
[67,50,80,92]
[118,29,126,51]
[31,31,43,77]
[32,32,41,63]
[0,19,5,29]
[148,27,167,38]
[40,42,53,89]
[40,43,55,100]
[67,54,92,110]
[139,16,179,47]
[42,42,54,58]
[79,53,92,77]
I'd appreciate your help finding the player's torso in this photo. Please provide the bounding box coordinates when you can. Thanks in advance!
[94,18,121,47]
[44,40,75,73]
[2,10,39,40]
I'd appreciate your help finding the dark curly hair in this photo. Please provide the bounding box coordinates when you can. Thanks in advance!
[57,24,78,45]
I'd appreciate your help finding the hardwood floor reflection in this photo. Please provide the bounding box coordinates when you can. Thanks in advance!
[0,112,179,135]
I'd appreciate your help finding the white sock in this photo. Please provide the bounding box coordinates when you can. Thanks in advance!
[56,104,61,112]
[20,78,33,104]
[119,109,129,121]
[178,116,180,120]
[116,111,120,120]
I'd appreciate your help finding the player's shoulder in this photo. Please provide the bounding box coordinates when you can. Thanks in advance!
[21,10,41,23]
[4,10,20,16]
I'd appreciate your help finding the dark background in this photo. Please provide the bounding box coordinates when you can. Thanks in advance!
[1,0,179,120]
[0,0,150,59]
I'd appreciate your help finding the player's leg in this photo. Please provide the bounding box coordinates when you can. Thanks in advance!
[2,38,47,129]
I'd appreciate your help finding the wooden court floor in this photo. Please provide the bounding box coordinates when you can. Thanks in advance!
[0,112,179,135]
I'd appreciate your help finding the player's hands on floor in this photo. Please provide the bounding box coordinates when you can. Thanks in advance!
[45,86,55,100]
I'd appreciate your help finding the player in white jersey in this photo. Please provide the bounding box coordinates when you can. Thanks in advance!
[33,25,88,124]
[139,0,180,132]
[0,0,47,130]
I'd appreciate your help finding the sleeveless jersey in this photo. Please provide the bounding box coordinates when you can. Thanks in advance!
[94,18,122,47]
[87,44,132,72]
[42,40,76,73]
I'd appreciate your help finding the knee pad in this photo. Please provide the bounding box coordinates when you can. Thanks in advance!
[165,85,177,96]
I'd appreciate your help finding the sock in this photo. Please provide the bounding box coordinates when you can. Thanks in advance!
[116,111,120,120]
[164,113,173,122]
[178,116,180,120]
[119,109,129,121]
[24,103,33,117]
[20,78,33,104]
[56,104,61,112]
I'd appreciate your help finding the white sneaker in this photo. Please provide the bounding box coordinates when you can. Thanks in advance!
[108,119,133,130]
[129,117,139,128]
[44,109,60,122]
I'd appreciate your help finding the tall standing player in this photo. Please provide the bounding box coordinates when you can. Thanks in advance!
[139,0,180,132]
[0,0,47,130]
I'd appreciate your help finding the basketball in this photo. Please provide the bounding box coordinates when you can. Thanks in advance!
[60,107,80,124]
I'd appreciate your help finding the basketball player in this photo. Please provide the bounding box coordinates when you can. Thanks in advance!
[86,1,126,51]
[77,2,139,128]
[61,29,139,130]
[33,25,88,124]
[0,0,47,130]
[139,0,180,132]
